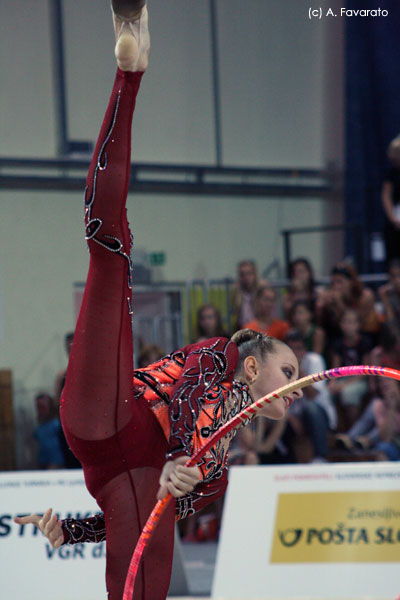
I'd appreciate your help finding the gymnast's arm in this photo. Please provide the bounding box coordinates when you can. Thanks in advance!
[59,474,228,544]
[175,467,228,521]
[60,474,228,545]
[62,472,229,539]
[14,508,106,547]
[14,474,228,547]
[157,337,238,499]
[166,337,238,460]
[15,471,228,547]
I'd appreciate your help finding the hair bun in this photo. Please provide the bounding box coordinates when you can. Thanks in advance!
[231,329,280,375]
[231,328,261,347]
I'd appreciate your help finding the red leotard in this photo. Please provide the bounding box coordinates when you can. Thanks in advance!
[60,68,251,600]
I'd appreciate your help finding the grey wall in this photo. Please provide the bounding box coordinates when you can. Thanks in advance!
[0,0,344,466]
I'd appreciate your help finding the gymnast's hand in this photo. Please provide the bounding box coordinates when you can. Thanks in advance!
[14,508,64,548]
[157,456,202,500]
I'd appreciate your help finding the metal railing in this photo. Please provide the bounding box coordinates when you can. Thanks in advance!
[281,224,365,276]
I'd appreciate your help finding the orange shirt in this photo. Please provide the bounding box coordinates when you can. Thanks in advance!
[243,318,290,341]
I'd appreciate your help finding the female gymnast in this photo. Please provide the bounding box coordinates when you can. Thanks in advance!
[15,2,302,598]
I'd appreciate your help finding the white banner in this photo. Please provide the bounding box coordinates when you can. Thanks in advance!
[0,470,188,599]
[213,462,400,600]
[0,470,105,600]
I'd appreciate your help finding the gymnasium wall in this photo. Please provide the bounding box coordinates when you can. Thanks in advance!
[0,0,344,465]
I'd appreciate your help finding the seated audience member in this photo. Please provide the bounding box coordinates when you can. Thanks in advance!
[243,285,290,341]
[285,330,337,462]
[336,378,400,461]
[378,258,400,338]
[370,325,400,370]
[54,332,74,401]
[368,325,400,399]
[381,135,400,265]
[229,425,259,466]
[282,257,317,319]
[183,425,260,541]
[138,344,165,368]
[231,259,266,331]
[289,300,325,355]
[316,261,381,343]
[255,416,296,464]
[33,393,65,469]
[328,308,373,429]
[53,332,81,468]
[195,303,229,343]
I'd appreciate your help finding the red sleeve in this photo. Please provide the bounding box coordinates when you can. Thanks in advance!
[62,513,106,545]
[167,337,238,460]
[175,468,228,520]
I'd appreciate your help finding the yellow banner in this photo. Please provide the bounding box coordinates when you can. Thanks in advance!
[271,491,400,563]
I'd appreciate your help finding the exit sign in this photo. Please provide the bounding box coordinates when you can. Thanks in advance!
[149,252,166,266]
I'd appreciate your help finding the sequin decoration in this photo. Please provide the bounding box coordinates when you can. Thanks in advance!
[84,88,134,313]
[134,338,252,484]
[63,513,106,544]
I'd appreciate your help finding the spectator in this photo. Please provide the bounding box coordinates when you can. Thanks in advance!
[231,260,266,331]
[289,300,325,355]
[316,262,381,343]
[243,285,290,341]
[54,332,74,402]
[182,425,259,542]
[285,330,337,462]
[53,332,81,468]
[33,393,65,469]
[370,324,400,372]
[195,303,228,343]
[229,425,259,466]
[381,134,400,265]
[335,378,400,461]
[255,416,296,464]
[282,257,317,319]
[378,258,400,339]
[328,308,373,429]
[138,344,165,368]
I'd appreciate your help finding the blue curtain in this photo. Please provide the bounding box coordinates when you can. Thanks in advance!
[346,1,400,272]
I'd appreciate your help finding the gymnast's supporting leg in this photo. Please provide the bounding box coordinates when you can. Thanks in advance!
[60,5,175,598]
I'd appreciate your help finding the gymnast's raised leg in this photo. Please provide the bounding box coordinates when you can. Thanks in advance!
[60,4,174,598]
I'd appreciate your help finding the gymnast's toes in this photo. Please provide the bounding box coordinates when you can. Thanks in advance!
[112,3,150,72]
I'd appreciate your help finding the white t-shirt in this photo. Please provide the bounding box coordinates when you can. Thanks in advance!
[299,352,337,430]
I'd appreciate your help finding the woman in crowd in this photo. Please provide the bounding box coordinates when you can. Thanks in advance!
[285,330,337,463]
[381,134,400,265]
[289,300,325,355]
[243,284,290,341]
[195,303,229,342]
[33,393,65,469]
[336,378,400,461]
[282,257,317,319]
[328,308,372,429]
[316,261,381,343]
[378,258,400,339]
[231,259,266,331]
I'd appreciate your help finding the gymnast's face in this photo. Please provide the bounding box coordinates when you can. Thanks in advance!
[245,343,302,420]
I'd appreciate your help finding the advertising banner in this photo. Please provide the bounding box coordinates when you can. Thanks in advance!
[0,470,188,599]
[213,462,400,599]
[0,470,105,600]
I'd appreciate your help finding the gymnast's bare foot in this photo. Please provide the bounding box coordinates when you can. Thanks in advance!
[112,1,150,72]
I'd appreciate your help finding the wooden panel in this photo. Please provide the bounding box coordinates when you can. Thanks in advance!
[0,370,15,470]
